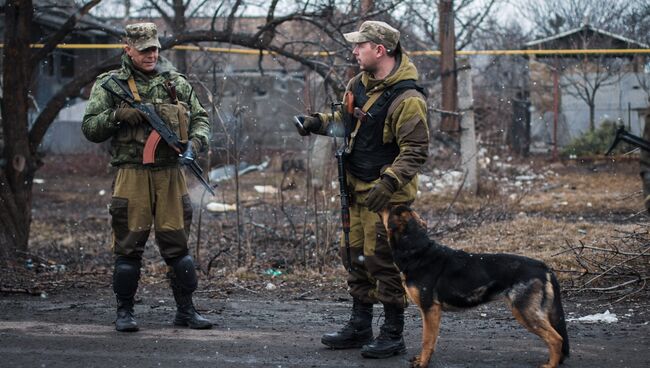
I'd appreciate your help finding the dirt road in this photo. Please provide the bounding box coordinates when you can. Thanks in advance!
[1,285,648,368]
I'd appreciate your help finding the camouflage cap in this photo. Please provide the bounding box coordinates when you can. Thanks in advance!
[125,22,161,51]
[343,21,400,51]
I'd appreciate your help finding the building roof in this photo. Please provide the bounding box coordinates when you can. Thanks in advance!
[524,24,649,49]
[32,0,122,39]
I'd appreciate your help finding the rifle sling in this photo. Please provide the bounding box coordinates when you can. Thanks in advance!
[127,77,142,103]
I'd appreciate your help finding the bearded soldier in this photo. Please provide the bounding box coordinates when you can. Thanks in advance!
[295,21,429,358]
[82,23,212,332]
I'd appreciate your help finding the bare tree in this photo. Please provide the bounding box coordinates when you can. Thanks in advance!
[1,0,105,260]
[624,1,650,102]
[516,0,648,133]
[398,0,500,50]
[560,55,625,132]
[517,0,633,37]
[472,19,530,152]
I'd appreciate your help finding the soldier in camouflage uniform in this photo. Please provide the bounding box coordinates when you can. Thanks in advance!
[82,23,212,332]
[641,112,650,212]
[295,21,429,358]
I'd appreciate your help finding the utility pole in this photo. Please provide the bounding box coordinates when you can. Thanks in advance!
[457,58,478,194]
[439,0,458,131]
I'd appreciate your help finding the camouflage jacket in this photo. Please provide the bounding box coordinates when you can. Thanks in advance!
[315,53,429,203]
[82,54,210,168]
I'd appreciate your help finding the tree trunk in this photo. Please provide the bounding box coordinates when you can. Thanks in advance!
[589,101,596,132]
[173,0,188,73]
[1,0,35,259]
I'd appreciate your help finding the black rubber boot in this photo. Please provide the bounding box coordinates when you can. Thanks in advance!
[172,290,213,329]
[113,257,140,332]
[168,255,212,329]
[115,297,139,332]
[321,299,373,349]
[361,303,406,358]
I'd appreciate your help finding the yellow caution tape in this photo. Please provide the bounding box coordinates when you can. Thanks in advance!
[1,44,648,56]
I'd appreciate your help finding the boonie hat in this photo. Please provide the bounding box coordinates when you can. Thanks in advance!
[343,21,400,52]
[125,22,161,51]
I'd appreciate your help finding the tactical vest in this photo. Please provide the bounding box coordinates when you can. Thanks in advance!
[111,75,190,167]
[344,78,426,182]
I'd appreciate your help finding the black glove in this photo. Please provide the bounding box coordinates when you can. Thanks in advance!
[180,140,198,166]
[114,107,146,126]
[365,175,399,213]
[294,115,321,136]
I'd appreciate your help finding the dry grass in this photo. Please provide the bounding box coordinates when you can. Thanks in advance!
[21,154,649,302]
[440,215,645,280]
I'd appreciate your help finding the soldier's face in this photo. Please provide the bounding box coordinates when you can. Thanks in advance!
[125,46,159,73]
[352,41,381,74]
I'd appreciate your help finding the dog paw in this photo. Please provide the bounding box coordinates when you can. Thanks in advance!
[409,355,426,368]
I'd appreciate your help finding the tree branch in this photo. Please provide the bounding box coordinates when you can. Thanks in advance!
[28,54,121,153]
[31,0,101,66]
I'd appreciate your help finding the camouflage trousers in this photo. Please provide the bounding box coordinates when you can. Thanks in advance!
[109,166,193,260]
[339,201,408,308]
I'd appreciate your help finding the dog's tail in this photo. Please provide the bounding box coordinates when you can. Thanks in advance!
[549,272,570,360]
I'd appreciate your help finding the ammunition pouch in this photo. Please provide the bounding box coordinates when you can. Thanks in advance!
[111,101,189,165]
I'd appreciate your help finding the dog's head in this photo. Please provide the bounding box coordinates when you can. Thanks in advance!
[380,205,427,246]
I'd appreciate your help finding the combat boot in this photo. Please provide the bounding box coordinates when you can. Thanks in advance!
[321,298,373,349]
[168,254,213,329]
[113,257,141,332]
[172,290,213,329]
[361,303,406,358]
[115,297,139,332]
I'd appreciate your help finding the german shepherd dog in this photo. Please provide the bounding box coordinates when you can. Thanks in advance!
[380,205,569,368]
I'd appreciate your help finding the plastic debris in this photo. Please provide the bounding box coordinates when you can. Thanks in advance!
[264,268,283,277]
[209,159,269,183]
[206,202,237,213]
[254,185,278,194]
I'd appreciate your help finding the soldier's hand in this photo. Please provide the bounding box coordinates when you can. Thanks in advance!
[179,140,198,166]
[114,107,146,126]
[294,115,321,136]
[365,175,399,213]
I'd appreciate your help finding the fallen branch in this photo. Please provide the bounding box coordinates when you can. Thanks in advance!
[0,287,43,295]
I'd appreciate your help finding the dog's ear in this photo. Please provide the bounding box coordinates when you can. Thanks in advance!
[410,209,427,229]
[379,208,391,234]
[387,208,409,236]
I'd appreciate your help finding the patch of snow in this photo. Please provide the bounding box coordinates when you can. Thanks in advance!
[567,310,618,323]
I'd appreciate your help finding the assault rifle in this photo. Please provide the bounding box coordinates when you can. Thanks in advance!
[605,126,650,156]
[294,103,352,272]
[101,75,215,196]
[332,102,352,273]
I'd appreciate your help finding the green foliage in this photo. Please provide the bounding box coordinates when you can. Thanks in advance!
[561,121,632,158]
